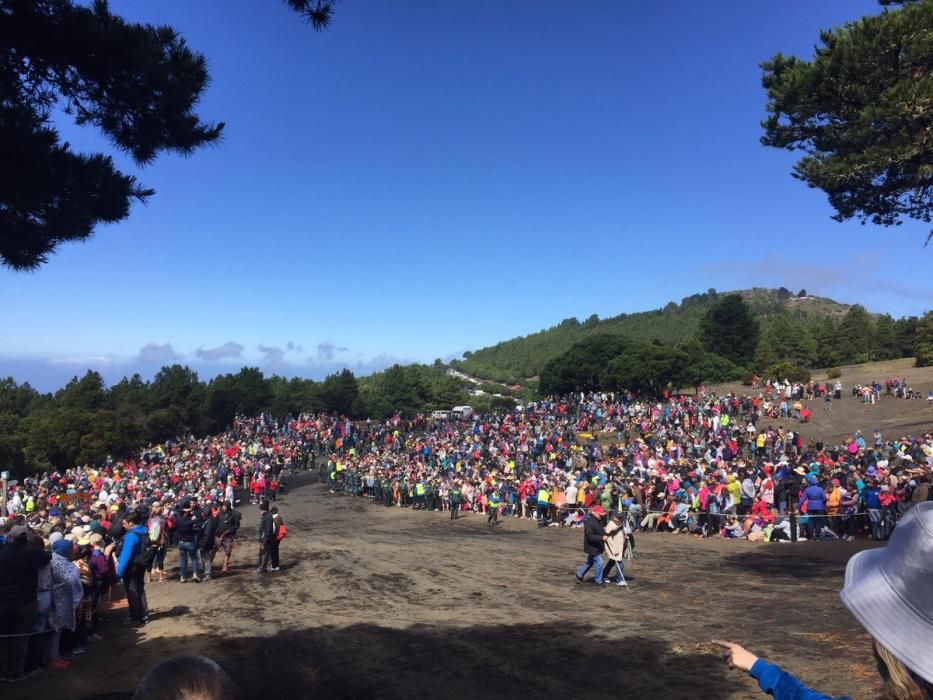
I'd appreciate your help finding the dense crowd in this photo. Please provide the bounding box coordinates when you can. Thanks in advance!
[0,413,329,683]
[323,388,932,546]
[1,384,931,684]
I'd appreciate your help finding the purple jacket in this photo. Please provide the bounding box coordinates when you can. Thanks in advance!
[800,485,827,512]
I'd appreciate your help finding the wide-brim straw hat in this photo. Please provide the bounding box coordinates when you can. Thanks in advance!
[839,502,933,685]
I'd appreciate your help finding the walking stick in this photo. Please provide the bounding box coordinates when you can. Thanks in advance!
[603,540,628,588]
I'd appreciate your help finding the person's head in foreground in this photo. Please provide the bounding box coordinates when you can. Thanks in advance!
[132,655,237,700]
[715,501,933,699]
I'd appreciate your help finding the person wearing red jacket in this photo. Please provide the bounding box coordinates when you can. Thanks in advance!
[747,496,774,524]
[696,481,712,537]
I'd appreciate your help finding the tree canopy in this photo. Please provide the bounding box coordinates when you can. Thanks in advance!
[761,0,933,241]
[457,288,924,384]
[698,294,760,366]
[915,311,933,366]
[0,360,479,480]
[0,0,336,270]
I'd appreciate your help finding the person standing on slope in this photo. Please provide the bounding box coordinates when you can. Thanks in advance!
[449,481,463,520]
[487,487,501,526]
[256,501,274,573]
[270,505,285,572]
[216,501,241,573]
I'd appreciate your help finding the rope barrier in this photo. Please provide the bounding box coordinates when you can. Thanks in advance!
[333,492,902,522]
[0,630,45,639]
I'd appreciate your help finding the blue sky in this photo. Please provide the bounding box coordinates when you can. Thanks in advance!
[3,0,931,391]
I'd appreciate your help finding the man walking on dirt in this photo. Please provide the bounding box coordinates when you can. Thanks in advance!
[487,488,501,526]
[256,501,274,573]
[536,481,551,528]
[575,505,608,585]
[450,481,462,520]
[216,501,241,573]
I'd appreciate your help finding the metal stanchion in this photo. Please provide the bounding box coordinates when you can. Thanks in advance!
[1,470,9,517]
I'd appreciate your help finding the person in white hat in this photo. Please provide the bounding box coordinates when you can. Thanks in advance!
[714,501,933,699]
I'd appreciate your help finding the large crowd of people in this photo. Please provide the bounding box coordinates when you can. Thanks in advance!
[0,413,317,683]
[323,388,932,547]
[1,384,931,685]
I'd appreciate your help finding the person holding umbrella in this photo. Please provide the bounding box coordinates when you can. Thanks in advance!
[575,505,608,586]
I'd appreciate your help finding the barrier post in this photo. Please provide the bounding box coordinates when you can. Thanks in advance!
[1,470,8,517]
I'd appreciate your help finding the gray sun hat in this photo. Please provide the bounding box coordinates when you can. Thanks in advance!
[839,501,933,685]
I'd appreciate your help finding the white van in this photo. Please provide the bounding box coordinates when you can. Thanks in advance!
[450,405,474,420]
[431,410,451,420]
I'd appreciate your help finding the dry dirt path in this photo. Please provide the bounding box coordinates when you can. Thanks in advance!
[14,473,882,699]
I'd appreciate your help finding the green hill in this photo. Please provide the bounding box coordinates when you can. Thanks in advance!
[453,288,911,384]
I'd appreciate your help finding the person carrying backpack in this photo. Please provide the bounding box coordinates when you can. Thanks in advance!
[145,502,168,583]
[113,511,150,626]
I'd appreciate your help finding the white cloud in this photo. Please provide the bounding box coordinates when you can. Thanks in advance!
[195,341,244,362]
[138,342,181,364]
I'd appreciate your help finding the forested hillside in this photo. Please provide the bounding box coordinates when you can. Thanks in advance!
[0,362,486,480]
[454,288,920,383]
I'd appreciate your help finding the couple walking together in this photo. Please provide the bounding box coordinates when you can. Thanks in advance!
[575,505,629,587]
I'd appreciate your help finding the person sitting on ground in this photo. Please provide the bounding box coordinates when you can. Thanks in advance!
[668,497,689,533]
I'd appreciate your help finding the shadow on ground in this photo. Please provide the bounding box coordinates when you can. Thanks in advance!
[720,540,882,581]
[27,622,738,700]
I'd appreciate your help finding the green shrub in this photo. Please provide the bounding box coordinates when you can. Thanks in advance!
[765,362,811,383]
[916,349,933,368]
[827,367,842,379]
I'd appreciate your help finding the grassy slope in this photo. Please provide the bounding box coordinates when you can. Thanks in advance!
[457,288,854,382]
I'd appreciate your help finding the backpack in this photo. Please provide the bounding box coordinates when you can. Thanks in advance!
[147,516,163,544]
[130,531,157,571]
[275,523,287,541]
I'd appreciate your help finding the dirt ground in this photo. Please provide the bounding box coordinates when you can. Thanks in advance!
[710,358,933,444]
[12,471,887,700]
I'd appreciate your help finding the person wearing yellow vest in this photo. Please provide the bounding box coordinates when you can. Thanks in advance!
[414,479,427,510]
[449,481,463,520]
[536,483,551,528]
[487,488,501,526]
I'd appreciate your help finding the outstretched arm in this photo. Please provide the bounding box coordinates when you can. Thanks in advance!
[712,640,845,700]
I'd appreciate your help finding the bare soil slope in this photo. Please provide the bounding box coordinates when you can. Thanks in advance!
[14,473,885,700]
[710,358,933,443]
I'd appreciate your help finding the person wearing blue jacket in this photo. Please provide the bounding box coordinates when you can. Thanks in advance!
[863,483,883,539]
[799,476,827,539]
[714,502,933,700]
[115,511,150,626]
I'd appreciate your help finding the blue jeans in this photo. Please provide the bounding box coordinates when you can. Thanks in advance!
[577,554,604,583]
[868,509,883,539]
[603,558,625,582]
[178,541,200,579]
